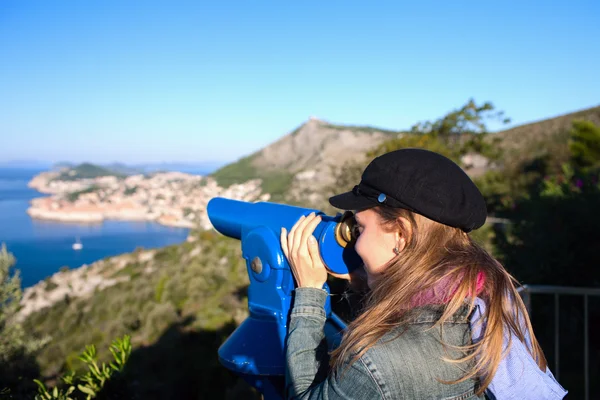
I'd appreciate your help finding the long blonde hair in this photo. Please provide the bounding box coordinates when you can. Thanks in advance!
[330,206,547,395]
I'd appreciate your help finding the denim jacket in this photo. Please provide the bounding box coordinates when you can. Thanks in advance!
[286,288,482,399]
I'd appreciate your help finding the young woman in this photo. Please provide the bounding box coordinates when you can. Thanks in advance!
[280,149,566,399]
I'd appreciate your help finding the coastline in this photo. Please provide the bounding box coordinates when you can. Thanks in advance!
[25,170,270,230]
[26,201,196,228]
[17,246,161,320]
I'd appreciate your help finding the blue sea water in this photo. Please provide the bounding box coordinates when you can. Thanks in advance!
[0,168,190,288]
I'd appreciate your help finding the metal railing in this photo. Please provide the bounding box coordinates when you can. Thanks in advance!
[518,285,600,400]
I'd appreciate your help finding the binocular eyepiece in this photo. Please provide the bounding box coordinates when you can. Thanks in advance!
[334,210,360,247]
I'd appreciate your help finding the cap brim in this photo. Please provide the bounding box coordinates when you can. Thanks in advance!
[329,191,377,211]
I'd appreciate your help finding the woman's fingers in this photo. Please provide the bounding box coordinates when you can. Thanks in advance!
[287,214,305,255]
[280,227,289,260]
[301,215,321,253]
[291,213,314,256]
[307,234,325,269]
[295,214,320,268]
[281,213,328,289]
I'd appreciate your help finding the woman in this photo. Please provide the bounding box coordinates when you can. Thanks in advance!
[280,149,566,399]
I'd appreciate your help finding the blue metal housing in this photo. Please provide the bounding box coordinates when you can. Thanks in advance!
[207,197,361,399]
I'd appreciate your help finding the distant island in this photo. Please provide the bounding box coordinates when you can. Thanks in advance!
[27,163,269,229]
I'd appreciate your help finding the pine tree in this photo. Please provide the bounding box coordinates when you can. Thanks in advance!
[569,120,600,171]
[0,244,42,397]
[0,243,26,363]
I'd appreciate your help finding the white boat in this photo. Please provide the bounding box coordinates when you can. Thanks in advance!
[72,237,83,250]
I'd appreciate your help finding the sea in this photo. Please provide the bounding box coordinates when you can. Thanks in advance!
[0,168,193,288]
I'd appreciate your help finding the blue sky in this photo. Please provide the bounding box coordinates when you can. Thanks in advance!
[1,1,598,165]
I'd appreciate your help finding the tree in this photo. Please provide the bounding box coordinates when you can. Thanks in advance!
[0,244,41,397]
[493,122,600,287]
[411,99,510,159]
[0,244,26,363]
[368,132,459,162]
[410,98,510,138]
[328,100,511,210]
[369,99,510,164]
[569,120,600,171]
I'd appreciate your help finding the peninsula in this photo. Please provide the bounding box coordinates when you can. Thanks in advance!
[27,166,269,229]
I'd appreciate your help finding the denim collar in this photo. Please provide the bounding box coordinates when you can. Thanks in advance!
[405,302,472,325]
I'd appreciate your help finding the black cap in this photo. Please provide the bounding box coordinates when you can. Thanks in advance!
[329,149,487,232]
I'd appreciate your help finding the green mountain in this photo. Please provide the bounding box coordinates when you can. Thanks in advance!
[496,105,600,171]
[55,162,126,181]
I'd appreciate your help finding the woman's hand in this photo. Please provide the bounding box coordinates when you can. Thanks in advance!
[280,212,328,289]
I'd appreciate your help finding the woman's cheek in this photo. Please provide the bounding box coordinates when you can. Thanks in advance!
[354,237,369,269]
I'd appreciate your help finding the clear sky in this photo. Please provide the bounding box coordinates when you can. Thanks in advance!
[1,0,598,165]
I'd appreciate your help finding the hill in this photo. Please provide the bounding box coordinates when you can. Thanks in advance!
[211,117,402,204]
[495,105,600,170]
[211,106,600,207]
[19,231,257,399]
[55,162,126,181]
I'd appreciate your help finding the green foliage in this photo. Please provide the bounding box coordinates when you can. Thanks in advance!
[66,186,100,202]
[461,133,504,161]
[0,244,21,338]
[44,277,59,292]
[473,167,544,215]
[368,132,460,162]
[326,132,458,212]
[327,100,509,216]
[123,186,137,196]
[475,120,600,216]
[1,245,47,397]
[210,153,293,201]
[0,244,32,363]
[569,119,600,171]
[372,99,510,165]
[210,154,258,188]
[21,232,255,398]
[324,160,367,213]
[495,166,600,287]
[56,164,125,182]
[344,100,509,177]
[539,163,577,198]
[468,223,496,253]
[489,121,600,286]
[410,98,509,138]
[112,262,141,279]
[32,335,131,400]
[33,382,75,400]
[154,275,168,303]
[322,122,400,135]
[260,171,294,202]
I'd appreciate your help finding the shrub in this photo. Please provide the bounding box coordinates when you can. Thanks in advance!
[32,335,131,400]
[44,278,59,292]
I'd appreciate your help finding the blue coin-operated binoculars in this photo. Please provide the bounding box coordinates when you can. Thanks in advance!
[207,197,362,399]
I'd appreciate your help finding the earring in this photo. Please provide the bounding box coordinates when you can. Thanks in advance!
[393,247,400,255]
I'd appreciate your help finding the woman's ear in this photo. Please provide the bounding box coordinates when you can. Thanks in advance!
[395,216,412,252]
